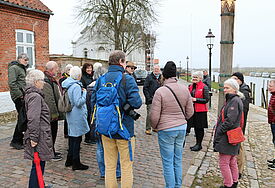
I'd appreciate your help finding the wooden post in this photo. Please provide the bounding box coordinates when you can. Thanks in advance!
[218,0,236,112]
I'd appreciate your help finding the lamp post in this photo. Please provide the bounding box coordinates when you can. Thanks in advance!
[186,56,189,82]
[205,29,215,108]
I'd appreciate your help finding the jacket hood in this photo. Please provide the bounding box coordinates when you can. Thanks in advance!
[163,77,177,85]
[225,93,238,101]
[62,77,82,89]
[8,61,27,69]
[240,83,251,93]
[108,65,124,73]
[25,85,44,97]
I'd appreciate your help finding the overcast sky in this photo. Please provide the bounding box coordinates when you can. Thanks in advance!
[41,0,275,69]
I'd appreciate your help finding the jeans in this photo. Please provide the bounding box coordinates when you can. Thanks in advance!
[29,161,46,188]
[68,136,82,162]
[11,98,25,145]
[219,153,238,187]
[96,137,121,177]
[271,124,275,146]
[158,128,186,188]
[101,135,135,188]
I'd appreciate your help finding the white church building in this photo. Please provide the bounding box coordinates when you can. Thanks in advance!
[72,27,146,70]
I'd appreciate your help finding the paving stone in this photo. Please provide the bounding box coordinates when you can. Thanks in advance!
[187,165,198,175]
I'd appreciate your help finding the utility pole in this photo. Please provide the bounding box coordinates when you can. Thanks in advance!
[186,56,189,82]
[218,0,236,111]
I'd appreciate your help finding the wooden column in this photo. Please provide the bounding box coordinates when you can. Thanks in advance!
[218,0,236,111]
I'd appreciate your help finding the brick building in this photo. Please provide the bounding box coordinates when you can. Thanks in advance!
[0,0,53,92]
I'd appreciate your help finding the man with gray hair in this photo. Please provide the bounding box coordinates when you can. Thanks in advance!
[43,61,62,161]
[143,65,162,135]
[8,53,29,150]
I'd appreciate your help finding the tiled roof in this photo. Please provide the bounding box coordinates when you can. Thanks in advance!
[0,0,53,14]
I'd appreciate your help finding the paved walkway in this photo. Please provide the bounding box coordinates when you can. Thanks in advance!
[0,92,15,113]
[0,83,200,188]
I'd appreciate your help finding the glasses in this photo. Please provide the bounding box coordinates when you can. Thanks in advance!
[127,66,136,70]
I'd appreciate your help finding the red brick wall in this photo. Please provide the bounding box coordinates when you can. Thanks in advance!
[0,4,50,92]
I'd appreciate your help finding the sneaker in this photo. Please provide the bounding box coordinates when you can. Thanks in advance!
[145,130,152,135]
[100,176,105,180]
[52,155,62,161]
[10,142,24,150]
[267,159,275,164]
[268,164,275,170]
[117,176,121,181]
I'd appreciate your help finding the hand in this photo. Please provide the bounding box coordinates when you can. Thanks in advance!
[82,88,86,92]
[192,98,197,102]
[30,140,37,147]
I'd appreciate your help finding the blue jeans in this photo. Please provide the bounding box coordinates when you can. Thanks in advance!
[158,127,186,188]
[29,161,46,188]
[271,124,275,146]
[96,137,121,177]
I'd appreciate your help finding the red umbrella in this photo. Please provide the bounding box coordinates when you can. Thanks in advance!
[33,147,45,188]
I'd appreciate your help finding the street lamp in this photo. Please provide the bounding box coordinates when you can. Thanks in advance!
[205,28,215,108]
[186,56,189,82]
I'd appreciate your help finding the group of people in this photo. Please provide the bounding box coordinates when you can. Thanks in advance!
[7,51,275,188]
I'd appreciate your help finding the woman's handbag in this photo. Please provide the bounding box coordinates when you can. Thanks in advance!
[221,107,245,145]
[226,127,245,145]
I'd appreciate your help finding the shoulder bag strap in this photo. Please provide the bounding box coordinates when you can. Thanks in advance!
[164,85,186,118]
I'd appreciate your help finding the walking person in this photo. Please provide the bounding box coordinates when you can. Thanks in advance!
[231,72,251,178]
[267,80,275,169]
[59,64,73,138]
[214,78,244,188]
[62,66,90,170]
[187,71,209,151]
[24,69,54,188]
[80,63,96,144]
[92,50,142,187]
[43,61,62,161]
[8,53,29,150]
[143,65,162,135]
[150,61,194,188]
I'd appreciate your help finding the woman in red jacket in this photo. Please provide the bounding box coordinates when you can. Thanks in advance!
[187,71,209,151]
[267,80,275,169]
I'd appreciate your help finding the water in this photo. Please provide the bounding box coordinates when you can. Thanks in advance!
[213,72,273,107]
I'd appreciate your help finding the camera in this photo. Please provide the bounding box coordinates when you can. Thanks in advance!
[123,103,141,121]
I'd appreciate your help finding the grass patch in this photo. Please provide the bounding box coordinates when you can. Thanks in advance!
[211,82,219,90]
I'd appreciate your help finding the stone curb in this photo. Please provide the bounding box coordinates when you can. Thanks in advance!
[0,110,17,125]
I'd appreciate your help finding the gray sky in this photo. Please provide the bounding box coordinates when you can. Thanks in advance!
[41,0,275,69]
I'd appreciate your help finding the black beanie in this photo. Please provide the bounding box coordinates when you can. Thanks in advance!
[163,61,177,79]
[232,72,244,84]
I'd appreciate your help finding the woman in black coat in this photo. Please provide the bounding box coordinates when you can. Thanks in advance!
[214,78,244,188]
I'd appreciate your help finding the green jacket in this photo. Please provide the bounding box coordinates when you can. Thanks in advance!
[8,61,27,101]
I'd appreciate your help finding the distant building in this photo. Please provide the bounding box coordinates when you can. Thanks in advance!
[0,0,53,92]
[72,27,146,70]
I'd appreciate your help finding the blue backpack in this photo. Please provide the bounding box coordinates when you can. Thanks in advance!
[91,73,133,160]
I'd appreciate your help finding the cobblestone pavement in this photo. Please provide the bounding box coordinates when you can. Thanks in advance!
[192,92,275,188]
[0,92,15,113]
[0,83,203,188]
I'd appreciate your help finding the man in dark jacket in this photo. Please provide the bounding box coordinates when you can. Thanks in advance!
[91,50,142,187]
[8,53,29,150]
[202,70,211,90]
[43,61,62,161]
[231,72,251,178]
[143,65,162,135]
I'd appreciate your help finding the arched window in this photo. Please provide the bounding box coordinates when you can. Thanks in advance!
[98,46,105,51]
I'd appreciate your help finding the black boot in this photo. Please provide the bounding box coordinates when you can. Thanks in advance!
[72,160,89,171]
[191,144,202,151]
[232,182,238,188]
[190,144,197,150]
[65,156,73,167]
[219,186,232,188]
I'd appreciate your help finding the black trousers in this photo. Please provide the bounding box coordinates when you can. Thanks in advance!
[194,127,204,145]
[68,136,82,162]
[64,119,68,136]
[11,98,25,145]
[51,120,58,154]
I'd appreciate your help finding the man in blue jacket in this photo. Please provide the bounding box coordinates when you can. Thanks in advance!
[92,50,142,187]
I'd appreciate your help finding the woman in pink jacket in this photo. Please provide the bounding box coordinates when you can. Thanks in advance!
[150,61,194,188]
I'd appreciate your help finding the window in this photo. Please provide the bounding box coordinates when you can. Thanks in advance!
[16,30,35,68]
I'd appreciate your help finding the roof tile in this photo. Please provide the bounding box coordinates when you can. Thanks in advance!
[1,0,52,14]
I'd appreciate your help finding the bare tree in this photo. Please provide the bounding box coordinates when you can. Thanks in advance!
[77,0,158,54]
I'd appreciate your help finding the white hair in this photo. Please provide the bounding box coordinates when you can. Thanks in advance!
[45,61,58,70]
[69,66,82,80]
[224,78,244,98]
[26,69,44,86]
[192,71,203,79]
[65,64,73,74]
[93,63,106,80]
